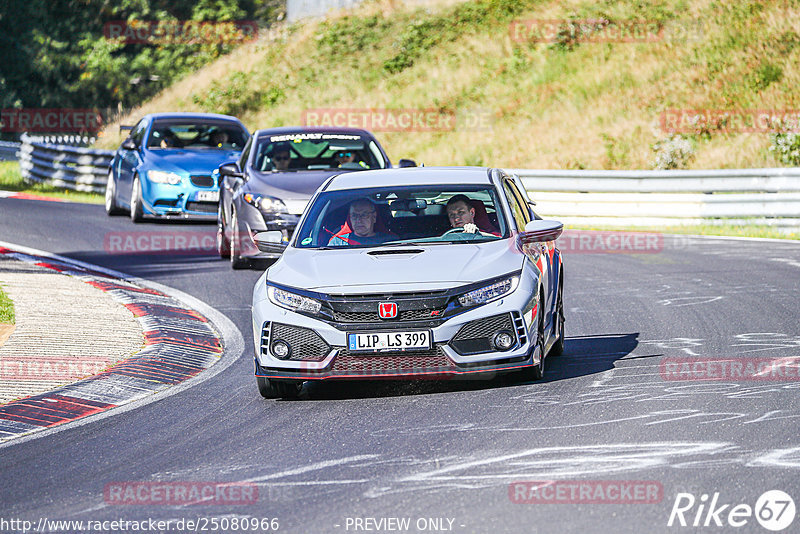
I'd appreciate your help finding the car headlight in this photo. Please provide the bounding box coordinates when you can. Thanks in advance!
[458,276,519,307]
[147,170,182,185]
[244,193,287,213]
[268,285,321,314]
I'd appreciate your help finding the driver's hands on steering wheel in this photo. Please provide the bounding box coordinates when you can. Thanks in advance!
[463,223,478,234]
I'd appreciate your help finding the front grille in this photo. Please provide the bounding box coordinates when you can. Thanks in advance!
[261,322,331,361]
[190,175,214,187]
[332,307,445,323]
[332,345,454,374]
[185,201,217,213]
[449,313,515,355]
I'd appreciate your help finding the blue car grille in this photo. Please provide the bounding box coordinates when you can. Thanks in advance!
[190,175,214,187]
[185,201,216,213]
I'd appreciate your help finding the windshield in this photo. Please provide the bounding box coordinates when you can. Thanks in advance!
[252,132,387,172]
[147,119,248,150]
[294,185,508,249]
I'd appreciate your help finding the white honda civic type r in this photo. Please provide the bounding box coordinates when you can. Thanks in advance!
[251,167,564,398]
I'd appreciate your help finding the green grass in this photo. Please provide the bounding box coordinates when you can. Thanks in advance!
[0,162,103,204]
[568,223,800,241]
[0,285,14,324]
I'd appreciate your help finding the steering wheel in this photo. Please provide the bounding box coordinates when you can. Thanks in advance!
[441,227,466,237]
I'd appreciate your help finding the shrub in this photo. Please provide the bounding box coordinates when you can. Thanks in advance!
[769,133,800,166]
[651,135,694,169]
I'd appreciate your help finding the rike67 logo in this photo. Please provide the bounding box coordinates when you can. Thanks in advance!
[668,490,795,531]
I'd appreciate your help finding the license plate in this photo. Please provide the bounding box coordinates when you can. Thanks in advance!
[196,190,219,202]
[347,331,431,353]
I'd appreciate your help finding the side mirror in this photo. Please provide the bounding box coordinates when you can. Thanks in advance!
[397,159,417,168]
[520,220,563,243]
[121,138,137,151]
[219,163,243,178]
[254,231,288,254]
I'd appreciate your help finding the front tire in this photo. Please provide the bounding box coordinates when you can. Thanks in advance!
[230,208,249,269]
[257,376,302,399]
[130,174,144,223]
[548,276,565,357]
[519,295,546,382]
[217,203,231,258]
[105,170,124,215]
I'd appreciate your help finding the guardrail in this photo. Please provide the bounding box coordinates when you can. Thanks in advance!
[10,134,800,228]
[18,133,114,193]
[0,141,20,161]
[513,168,800,227]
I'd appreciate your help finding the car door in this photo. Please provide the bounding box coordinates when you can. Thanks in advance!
[502,176,557,331]
[117,119,148,207]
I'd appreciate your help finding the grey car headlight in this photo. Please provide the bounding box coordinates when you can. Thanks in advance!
[268,285,322,314]
[458,276,520,307]
[147,170,182,185]
[244,193,288,213]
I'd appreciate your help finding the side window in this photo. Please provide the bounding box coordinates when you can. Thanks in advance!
[130,120,147,147]
[503,180,530,230]
[238,137,253,170]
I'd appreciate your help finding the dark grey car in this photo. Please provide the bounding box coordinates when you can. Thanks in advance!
[217,126,410,268]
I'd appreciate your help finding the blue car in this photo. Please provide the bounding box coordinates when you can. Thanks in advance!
[105,112,250,222]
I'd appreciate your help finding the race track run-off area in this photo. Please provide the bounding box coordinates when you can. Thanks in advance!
[1,196,800,533]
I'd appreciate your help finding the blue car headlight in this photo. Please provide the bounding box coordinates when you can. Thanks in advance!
[147,170,182,185]
[244,193,287,213]
[458,276,519,307]
[268,285,321,314]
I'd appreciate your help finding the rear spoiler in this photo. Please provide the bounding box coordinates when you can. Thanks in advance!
[119,125,134,133]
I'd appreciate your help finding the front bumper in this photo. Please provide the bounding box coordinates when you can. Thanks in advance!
[251,275,542,381]
[141,180,219,221]
[237,207,300,259]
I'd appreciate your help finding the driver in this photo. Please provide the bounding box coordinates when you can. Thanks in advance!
[269,142,291,171]
[446,194,480,233]
[327,198,394,246]
[445,194,500,236]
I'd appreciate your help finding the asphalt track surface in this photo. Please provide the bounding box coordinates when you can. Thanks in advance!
[2,196,800,533]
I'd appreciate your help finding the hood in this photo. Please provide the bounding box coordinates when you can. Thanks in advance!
[247,169,340,199]
[268,239,523,294]
[146,149,240,175]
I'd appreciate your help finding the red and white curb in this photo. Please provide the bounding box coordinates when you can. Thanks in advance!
[0,243,243,445]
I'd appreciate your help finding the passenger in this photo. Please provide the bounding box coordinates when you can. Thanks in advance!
[327,198,394,246]
[334,150,368,169]
[209,130,229,148]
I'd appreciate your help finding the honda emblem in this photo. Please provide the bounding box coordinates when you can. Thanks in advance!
[378,302,398,319]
